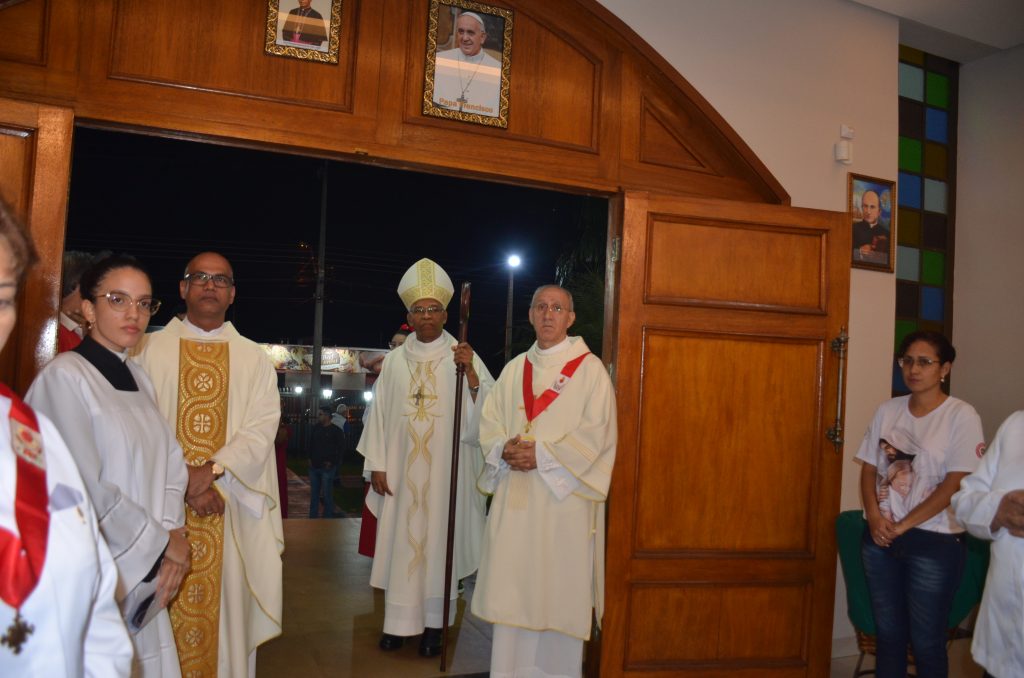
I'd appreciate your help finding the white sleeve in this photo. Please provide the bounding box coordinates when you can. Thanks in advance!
[535,445,581,500]
[952,411,1024,540]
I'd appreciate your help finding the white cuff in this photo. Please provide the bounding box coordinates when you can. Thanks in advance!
[536,445,580,501]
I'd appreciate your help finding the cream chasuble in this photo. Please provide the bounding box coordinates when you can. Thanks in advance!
[357,330,493,635]
[134,319,283,678]
[472,336,616,643]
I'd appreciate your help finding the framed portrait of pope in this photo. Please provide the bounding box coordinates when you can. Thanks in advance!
[423,0,513,128]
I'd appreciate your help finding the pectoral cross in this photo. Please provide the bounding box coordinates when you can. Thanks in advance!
[457,94,467,112]
[1,612,34,654]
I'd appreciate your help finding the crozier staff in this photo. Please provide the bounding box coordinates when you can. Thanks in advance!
[0,196,132,676]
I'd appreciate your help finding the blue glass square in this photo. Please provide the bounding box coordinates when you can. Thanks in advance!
[926,108,948,143]
[899,172,922,208]
[924,179,947,214]
[899,64,924,101]
[892,361,908,393]
[921,285,944,321]
[897,246,920,281]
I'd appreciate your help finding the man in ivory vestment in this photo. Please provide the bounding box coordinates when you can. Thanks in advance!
[357,258,493,657]
[472,285,616,678]
[134,252,283,678]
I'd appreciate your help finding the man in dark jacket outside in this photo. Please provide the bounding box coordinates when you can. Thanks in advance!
[309,405,344,518]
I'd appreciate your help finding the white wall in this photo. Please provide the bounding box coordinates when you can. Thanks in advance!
[597,0,900,655]
[953,44,1024,439]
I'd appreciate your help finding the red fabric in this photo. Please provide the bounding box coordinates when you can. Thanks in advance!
[274,440,288,519]
[0,384,49,610]
[57,325,82,353]
[522,352,590,424]
[357,483,376,558]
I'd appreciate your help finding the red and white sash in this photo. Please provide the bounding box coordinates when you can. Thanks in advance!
[0,383,48,652]
[522,352,590,430]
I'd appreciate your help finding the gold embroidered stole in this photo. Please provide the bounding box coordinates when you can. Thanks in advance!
[170,339,228,677]
[404,359,440,578]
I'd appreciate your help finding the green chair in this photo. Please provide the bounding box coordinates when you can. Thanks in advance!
[835,509,990,677]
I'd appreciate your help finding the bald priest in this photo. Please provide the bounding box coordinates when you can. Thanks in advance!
[472,284,617,678]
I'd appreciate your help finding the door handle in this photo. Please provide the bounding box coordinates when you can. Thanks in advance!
[826,327,849,454]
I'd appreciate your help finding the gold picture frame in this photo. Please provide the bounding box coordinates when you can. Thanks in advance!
[849,172,897,272]
[265,0,342,64]
[423,0,513,128]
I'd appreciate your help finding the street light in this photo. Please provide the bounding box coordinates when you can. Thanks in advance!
[504,254,522,364]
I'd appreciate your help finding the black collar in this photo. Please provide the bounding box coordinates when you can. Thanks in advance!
[73,335,139,392]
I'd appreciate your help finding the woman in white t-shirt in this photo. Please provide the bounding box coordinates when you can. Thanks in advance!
[856,331,984,678]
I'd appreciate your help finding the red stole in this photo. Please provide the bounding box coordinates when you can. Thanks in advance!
[0,383,48,653]
[522,351,590,431]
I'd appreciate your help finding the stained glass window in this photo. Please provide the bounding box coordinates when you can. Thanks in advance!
[894,46,958,395]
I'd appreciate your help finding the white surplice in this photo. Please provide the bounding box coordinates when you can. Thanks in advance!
[133,318,284,678]
[357,330,493,635]
[0,395,133,677]
[952,410,1024,678]
[26,346,187,677]
[472,336,616,678]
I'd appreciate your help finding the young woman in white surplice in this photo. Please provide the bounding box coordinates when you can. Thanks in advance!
[0,198,133,677]
[27,256,190,678]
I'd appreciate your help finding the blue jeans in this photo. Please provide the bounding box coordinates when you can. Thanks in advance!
[309,465,337,518]
[861,526,965,678]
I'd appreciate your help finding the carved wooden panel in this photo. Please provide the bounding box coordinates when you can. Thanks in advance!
[0,125,34,210]
[0,0,47,66]
[636,330,822,554]
[645,212,827,313]
[108,0,358,111]
[625,583,808,667]
[0,98,72,394]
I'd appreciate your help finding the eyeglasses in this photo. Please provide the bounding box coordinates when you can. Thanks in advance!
[532,302,569,315]
[184,271,234,288]
[410,305,444,316]
[896,356,940,369]
[101,292,161,315]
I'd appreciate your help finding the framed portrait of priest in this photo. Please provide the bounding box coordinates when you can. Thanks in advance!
[849,173,896,272]
[264,0,342,64]
[423,0,514,128]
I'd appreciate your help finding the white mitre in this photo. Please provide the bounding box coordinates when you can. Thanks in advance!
[397,258,454,310]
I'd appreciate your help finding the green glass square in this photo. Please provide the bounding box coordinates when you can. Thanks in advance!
[898,209,921,246]
[926,73,950,108]
[921,250,945,286]
[895,319,918,352]
[899,137,922,172]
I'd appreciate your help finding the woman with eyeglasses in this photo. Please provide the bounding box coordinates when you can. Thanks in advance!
[856,330,984,678]
[26,255,189,677]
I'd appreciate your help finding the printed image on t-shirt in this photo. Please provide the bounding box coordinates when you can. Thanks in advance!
[873,431,938,522]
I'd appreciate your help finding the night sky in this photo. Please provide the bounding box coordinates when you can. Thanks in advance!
[65,127,608,377]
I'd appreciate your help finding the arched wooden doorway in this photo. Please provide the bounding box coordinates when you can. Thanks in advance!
[0,1,848,675]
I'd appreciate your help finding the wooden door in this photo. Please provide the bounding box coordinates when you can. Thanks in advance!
[599,191,849,677]
[0,97,72,393]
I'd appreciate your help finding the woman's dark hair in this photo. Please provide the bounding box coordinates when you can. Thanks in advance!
[0,194,39,285]
[78,254,151,301]
[897,330,956,364]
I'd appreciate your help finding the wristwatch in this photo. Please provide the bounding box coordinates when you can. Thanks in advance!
[208,461,225,480]
[469,384,481,394]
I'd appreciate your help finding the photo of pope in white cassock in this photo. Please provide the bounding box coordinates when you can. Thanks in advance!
[432,9,504,118]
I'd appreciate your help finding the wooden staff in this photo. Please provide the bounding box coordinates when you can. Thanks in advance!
[440,282,471,671]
